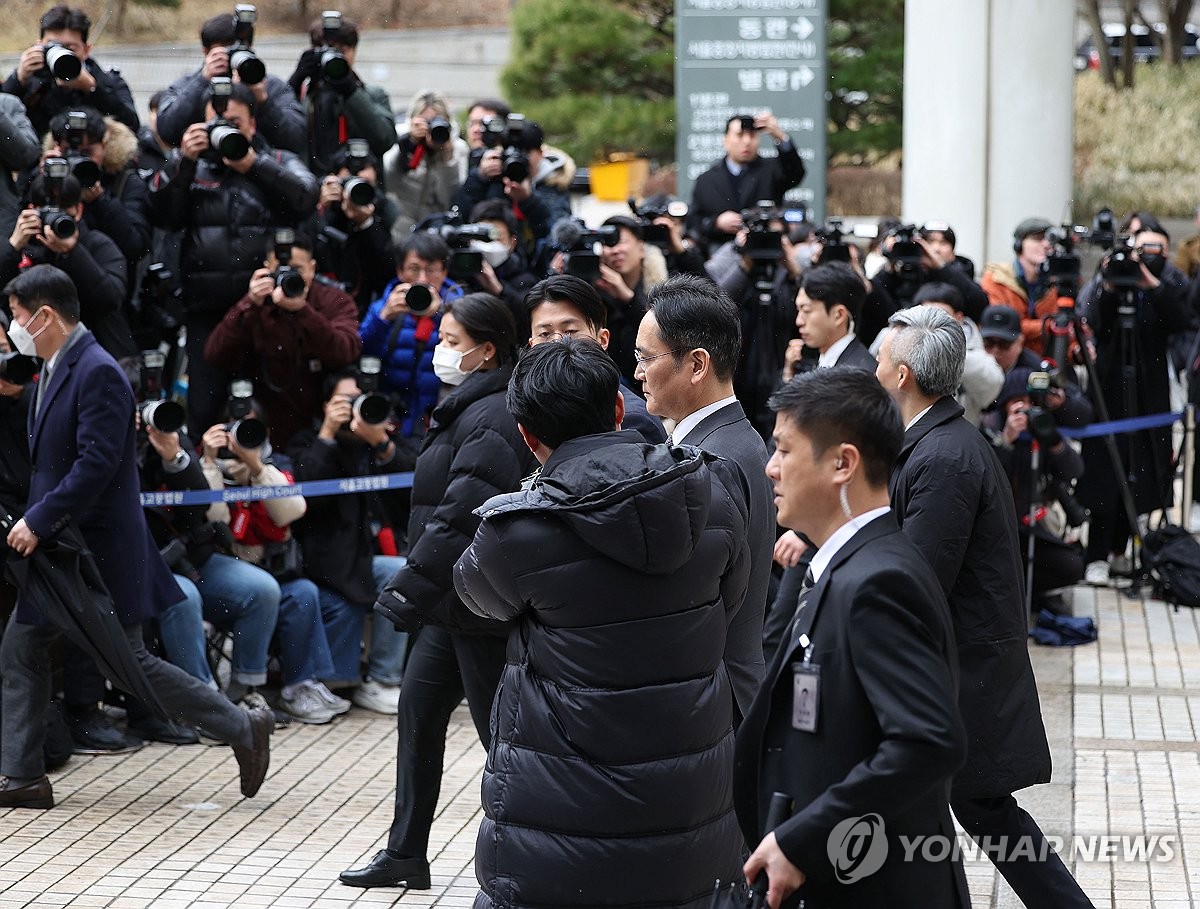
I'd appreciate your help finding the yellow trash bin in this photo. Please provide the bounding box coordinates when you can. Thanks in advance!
[589,156,650,201]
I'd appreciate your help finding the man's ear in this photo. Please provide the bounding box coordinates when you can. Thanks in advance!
[614,388,626,429]
[517,422,540,456]
[689,348,712,386]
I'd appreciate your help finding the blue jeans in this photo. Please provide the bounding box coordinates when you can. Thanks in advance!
[157,574,217,688]
[277,577,336,687]
[196,553,280,687]
[318,555,409,686]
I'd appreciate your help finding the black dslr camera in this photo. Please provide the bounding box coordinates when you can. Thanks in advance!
[62,111,101,186]
[814,218,852,263]
[38,157,77,240]
[38,41,82,82]
[627,197,688,250]
[739,201,785,293]
[316,10,352,81]
[205,78,250,161]
[481,114,532,182]
[440,221,498,280]
[553,219,620,283]
[138,262,184,343]
[137,350,186,433]
[272,228,306,299]
[885,224,923,272]
[223,380,268,452]
[351,357,390,425]
[228,5,266,85]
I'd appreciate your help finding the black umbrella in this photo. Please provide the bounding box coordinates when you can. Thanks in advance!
[710,792,794,909]
[3,516,170,722]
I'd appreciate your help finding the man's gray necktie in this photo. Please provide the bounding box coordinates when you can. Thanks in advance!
[34,365,49,417]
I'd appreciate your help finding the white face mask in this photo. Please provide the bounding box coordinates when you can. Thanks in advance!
[432,342,483,386]
[471,239,511,269]
[8,308,49,357]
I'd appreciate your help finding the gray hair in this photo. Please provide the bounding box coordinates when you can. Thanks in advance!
[885,304,966,398]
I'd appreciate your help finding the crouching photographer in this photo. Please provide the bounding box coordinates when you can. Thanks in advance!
[986,368,1087,612]
[198,400,348,724]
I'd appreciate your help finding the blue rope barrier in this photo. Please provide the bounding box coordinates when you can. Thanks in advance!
[1058,411,1182,440]
[140,472,414,508]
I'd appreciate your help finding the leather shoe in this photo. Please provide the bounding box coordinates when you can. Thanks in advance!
[231,708,272,798]
[128,716,200,746]
[339,851,431,889]
[0,775,54,809]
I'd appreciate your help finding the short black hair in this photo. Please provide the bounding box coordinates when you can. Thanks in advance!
[321,366,360,402]
[396,230,449,266]
[769,367,901,488]
[328,141,380,176]
[28,171,82,208]
[200,13,237,49]
[4,264,81,323]
[148,89,165,113]
[524,275,607,330]
[442,293,519,366]
[40,5,90,42]
[469,199,518,238]
[468,98,511,119]
[911,281,964,313]
[602,214,643,241]
[49,105,106,144]
[309,15,360,47]
[801,261,865,325]
[646,273,742,381]
[507,337,619,449]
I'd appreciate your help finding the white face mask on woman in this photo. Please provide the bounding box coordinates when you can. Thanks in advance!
[432,342,483,386]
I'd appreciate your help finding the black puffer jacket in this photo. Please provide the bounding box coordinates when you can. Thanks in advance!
[148,139,318,318]
[376,363,535,634]
[453,432,750,909]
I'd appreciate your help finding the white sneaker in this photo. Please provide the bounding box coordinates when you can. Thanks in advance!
[279,682,336,725]
[1084,560,1110,586]
[312,681,352,716]
[352,678,401,715]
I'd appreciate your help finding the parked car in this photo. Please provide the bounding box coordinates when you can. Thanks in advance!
[1074,22,1200,72]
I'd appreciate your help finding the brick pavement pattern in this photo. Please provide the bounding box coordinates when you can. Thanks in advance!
[0,583,1192,908]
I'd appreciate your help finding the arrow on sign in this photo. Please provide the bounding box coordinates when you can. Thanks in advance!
[793,66,815,88]
[792,17,814,40]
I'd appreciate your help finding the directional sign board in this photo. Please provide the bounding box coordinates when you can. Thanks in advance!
[675,0,827,222]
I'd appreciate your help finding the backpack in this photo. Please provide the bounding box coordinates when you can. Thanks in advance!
[1142,524,1200,608]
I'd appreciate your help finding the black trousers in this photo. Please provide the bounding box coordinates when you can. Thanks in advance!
[386,625,507,859]
[954,794,1095,909]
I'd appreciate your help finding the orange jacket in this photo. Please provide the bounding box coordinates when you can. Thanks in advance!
[980,262,1059,354]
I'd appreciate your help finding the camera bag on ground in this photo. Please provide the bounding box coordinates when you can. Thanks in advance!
[1142,523,1200,608]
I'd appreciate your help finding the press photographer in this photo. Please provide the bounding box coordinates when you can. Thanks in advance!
[288,12,395,175]
[155,8,307,156]
[0,98,39,240]
[310,140,397,315]
[2,5,139,138]
[149,79,318,433]
[628,194,706,277]
[1076,223,1191,584]
[204,229,362,450]
[873,221,988,321]
[2,163,136,367]
[986,368,1087,610]
[384,90,469,241]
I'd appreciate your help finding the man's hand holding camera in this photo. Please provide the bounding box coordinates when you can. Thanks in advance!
[9,208,76,255]
[145,423,184,463]
[478,147,503,181]
[380,282,442,322]
[320,175,374,227]
[596,263,634,304]
[16,43,96,91]
[201,422,264,477]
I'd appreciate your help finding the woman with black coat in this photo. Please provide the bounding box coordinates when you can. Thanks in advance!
[339,292,537,891]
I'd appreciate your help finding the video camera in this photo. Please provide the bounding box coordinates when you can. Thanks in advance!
[884,224,923,272]
[272,228,306,299]
[61,111,101,186]
[228,5,266,85]
[440,222,500,280]
[314,10,352,81]
[137,350,186,433]
[223,380,268,451]
[738,201,785,293]
[37,157,77,240]
[352,357,390,425]
[37,41,82,82]
[481,114,533,182]
[550,219,620,283]
[205,77,250,161]
[627,197,688,250]
[814,218,853,263]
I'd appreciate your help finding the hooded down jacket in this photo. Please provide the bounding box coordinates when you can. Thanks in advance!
[454,431,751,909]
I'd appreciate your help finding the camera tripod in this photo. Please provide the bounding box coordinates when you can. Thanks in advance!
[1042,281,1159,597]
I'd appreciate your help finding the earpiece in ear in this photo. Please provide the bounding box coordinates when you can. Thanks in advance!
[835,458,845,470]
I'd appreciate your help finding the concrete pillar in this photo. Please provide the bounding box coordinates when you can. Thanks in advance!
[902,0,1075,267]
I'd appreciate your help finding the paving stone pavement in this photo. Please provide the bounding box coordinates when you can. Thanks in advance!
[0,581,1194,908]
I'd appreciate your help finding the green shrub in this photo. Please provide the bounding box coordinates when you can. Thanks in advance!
[1075,66,1200,218]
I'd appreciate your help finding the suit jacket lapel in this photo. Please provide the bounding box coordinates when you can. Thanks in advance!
[29,336,86,456]
[688,401,745,446]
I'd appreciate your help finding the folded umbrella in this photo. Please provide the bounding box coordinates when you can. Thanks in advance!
[3,516,170,722]
[710,791,794,909]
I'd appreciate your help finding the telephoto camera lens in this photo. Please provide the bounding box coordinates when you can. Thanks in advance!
[405,283,433,314]
[352,393,390,425]
[208,121,250,160]
[502,149,530,183]
[138,399,186,434]
[427,117,452,146]
[229,48,266,85]
[320,47,350,80]
[43,43,81,81]
[69,155,101,187]
[341,176,376,206]
[226,417,268,449]
[276,267,306,298]
[38,206,76,240]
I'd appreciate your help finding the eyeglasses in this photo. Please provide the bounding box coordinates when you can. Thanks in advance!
[402,262,446,279]
[532,329,585,343]
[633,347,685,367]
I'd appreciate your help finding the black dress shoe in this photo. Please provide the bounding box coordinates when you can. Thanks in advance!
[66,707,143,755]
[232,708,272,798]
[128,716,200,746]
[339,851,431,889]
[0,776,54,809]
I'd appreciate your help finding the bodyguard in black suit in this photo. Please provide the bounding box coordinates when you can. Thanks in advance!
[687,112,806,249]
[795,262,877,372]
[736,368,967,909]
[877,305,1095,909]
[636,274,773,721]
